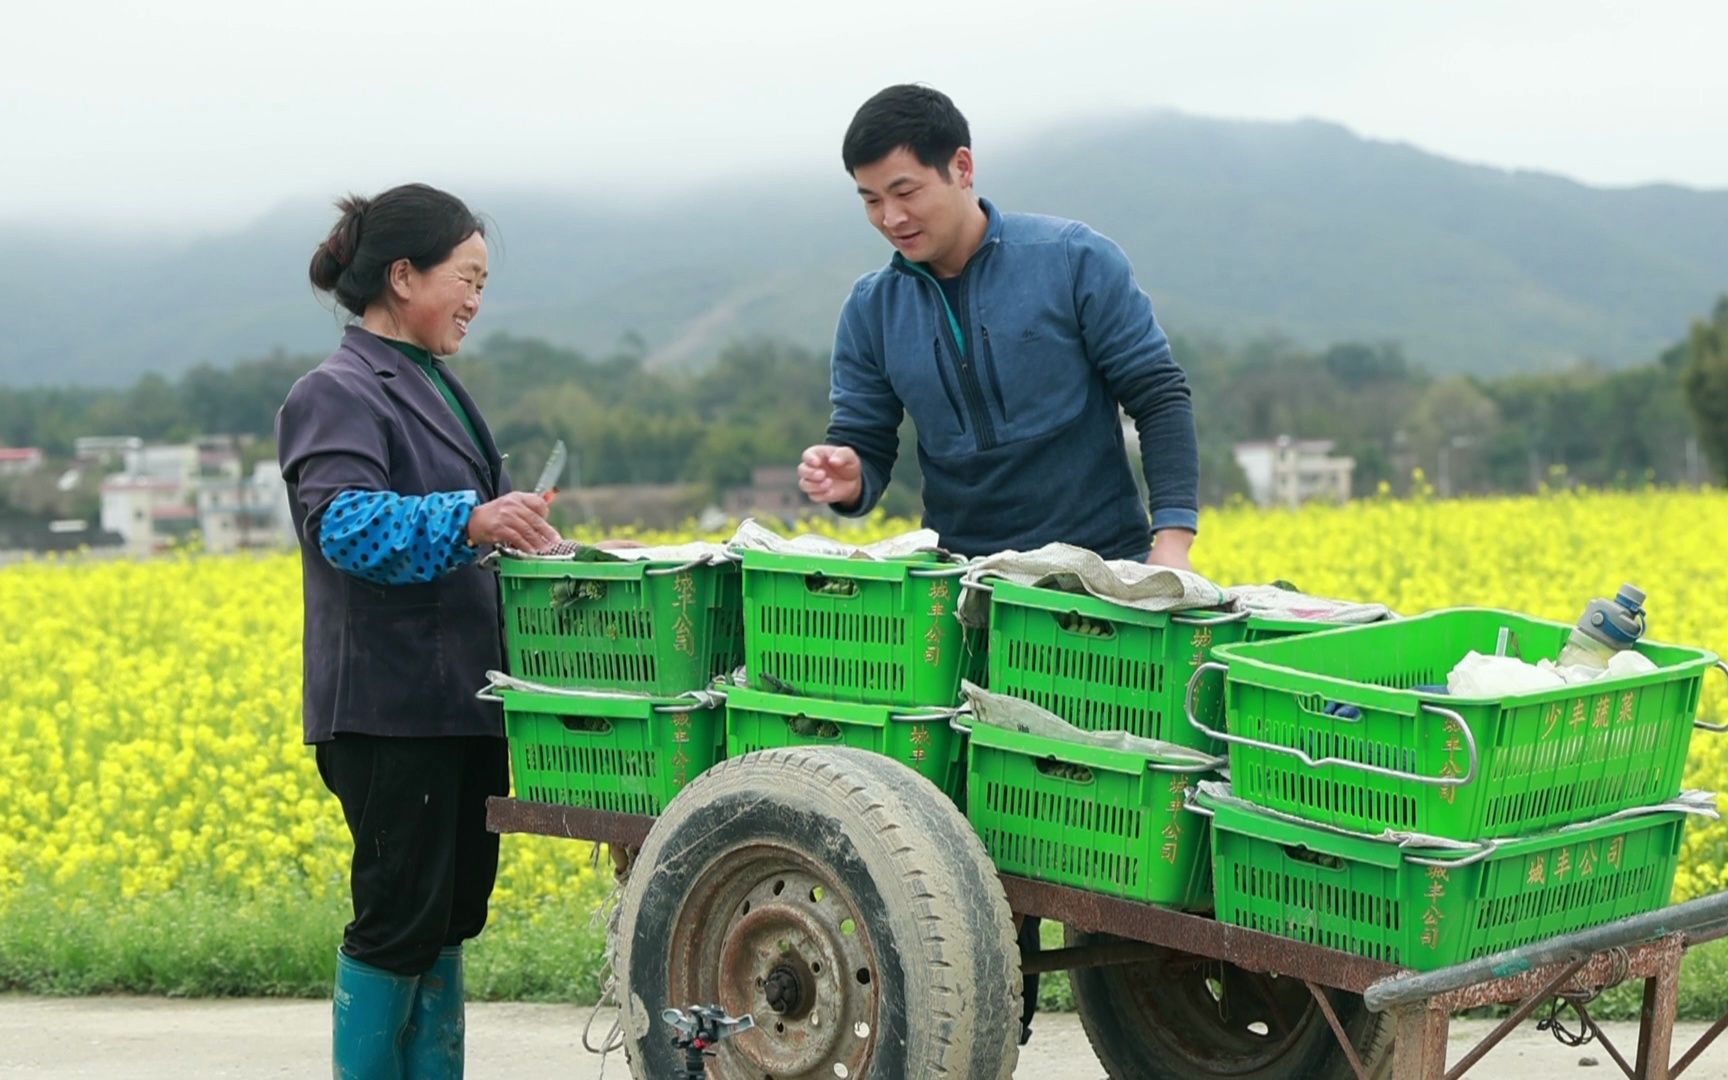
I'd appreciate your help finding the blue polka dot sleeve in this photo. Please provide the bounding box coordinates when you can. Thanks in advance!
[317,489,481,585]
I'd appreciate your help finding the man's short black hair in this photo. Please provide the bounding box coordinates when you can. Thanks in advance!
[842,84,971,177]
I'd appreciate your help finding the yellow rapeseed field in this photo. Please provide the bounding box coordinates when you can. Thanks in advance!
[2,486,1726,990]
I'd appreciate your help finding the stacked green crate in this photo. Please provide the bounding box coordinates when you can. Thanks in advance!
[499,556,744,694]
[1200,609,1714,839]
[1195,607,1720,969]
[965,581,1350,905]
[985,579,1250,752]
[965,719,1215,907]
[1196,785,1702,971]
[738,549,980,705]
[495,684,724,815]
[725,548,980,798]
[495,554,743,810]
[722,681,965,801]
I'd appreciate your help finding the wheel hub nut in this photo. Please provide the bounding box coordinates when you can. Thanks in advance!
[764,966,803,1015]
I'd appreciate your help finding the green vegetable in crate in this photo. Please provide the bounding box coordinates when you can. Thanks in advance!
[756,673,801,696]
[559,715,613,733]
[786,715,844,739]
[549,577,607,610]
[1035,758,1095,783]
[810,575,860,597]
[1056,610,1113,637]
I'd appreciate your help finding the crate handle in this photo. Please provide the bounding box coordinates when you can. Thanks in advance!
[1402,844,1502,869]
[1183,662,1480,789]
[890,707,964,724]
[1148,754,1226,775]
[1171,609,1250,626]
[1401,792,1720,868]
[656,689,726,714]
[908,563,971,578]
[476,670,721,713]
[1696,661,1728,732]
[643,558,710,577]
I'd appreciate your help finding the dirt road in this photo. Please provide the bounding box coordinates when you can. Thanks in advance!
[3,995,1720,1077]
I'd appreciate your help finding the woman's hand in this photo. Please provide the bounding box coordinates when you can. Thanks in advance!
[467,492,562,552]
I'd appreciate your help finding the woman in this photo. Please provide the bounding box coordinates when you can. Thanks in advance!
[277,182,560,1078]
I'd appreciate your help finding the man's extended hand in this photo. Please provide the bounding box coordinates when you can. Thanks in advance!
[798,445,863,507]
[1146,528,1196,573]
[468,492,562,553]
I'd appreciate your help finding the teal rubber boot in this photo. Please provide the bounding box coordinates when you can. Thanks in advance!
[333,950,418,1079]
[402,946,465,1078]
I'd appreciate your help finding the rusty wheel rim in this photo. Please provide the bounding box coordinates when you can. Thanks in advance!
[1123,950,1319,1071]
[667,844,880,1079]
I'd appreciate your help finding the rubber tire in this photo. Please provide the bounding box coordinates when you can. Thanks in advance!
[1066,930,1396,1080]
[613,747,1022,1080]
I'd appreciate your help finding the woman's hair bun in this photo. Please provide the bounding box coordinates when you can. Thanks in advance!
[308,194,370,292]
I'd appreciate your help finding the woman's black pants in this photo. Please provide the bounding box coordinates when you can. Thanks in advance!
[315,734,510,976]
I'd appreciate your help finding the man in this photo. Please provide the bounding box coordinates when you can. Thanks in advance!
[798,83,1199,570]
[798,83,1202,1046]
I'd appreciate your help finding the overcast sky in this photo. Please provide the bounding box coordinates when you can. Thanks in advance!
[4,0,1725,233]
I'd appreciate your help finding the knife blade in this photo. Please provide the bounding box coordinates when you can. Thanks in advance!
[534,439,567,500]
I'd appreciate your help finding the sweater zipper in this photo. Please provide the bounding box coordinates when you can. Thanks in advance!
[979,325,1008,420]
[952,270,998,449]
[932,338,967,432]
[898,244,1001,450]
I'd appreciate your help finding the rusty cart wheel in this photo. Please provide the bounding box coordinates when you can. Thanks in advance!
[1065,931,1396,1079]
[614,747,1021,1079]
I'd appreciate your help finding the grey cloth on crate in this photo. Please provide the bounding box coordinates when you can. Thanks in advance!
[962,681,1222,767]
[956,542,1227,628]
[726,517,948,561]
[1223,584,1393,624]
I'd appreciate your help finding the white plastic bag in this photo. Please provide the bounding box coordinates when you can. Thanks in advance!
[1447,651,1567,696]
[1606,649,1659,678]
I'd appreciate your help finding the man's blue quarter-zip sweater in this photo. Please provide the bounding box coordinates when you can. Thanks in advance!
[825,198,1199,559]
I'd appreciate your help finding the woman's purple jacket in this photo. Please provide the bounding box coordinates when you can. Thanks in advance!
[276,326,513,743]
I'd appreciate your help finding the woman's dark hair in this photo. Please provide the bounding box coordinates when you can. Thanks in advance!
[308,183,484,317]
[842,84,971,177]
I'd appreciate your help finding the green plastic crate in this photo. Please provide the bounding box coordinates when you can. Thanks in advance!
[1198,608,1718,840]
[986,579,1256,754]
[964,718,1215,908]
[1200,785,1695,971]
[740,549,981,706]
[1244,615,1349,642]
[500,556,744,695]
[721,682,965,800]
[501,686,723,815]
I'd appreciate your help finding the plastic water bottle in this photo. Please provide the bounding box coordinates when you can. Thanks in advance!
[1556,584,1648,672]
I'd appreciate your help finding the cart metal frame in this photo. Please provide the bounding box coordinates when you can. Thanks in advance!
[489,797,1728,1079]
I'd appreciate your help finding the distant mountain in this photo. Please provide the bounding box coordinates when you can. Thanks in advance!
[2,111,1724,386]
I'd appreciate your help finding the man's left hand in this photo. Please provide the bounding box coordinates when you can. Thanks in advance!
[1146,528,1196,573]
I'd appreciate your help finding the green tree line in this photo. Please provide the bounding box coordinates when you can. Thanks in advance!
[2,299,1725,522]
